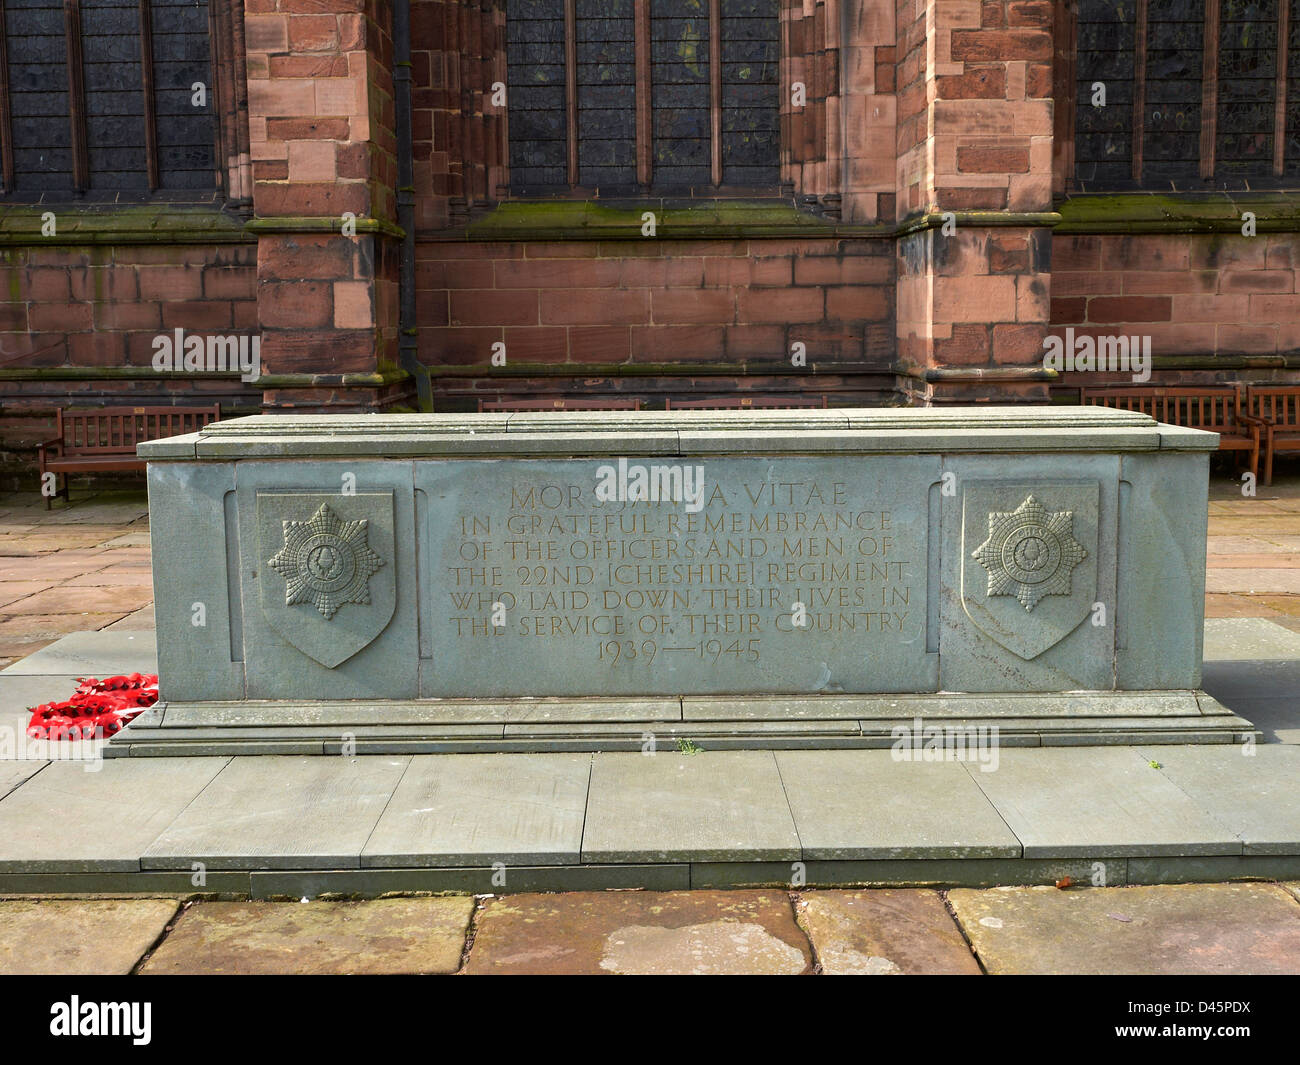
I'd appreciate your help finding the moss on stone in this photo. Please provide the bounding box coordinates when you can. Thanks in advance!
[0,202,252,246]
[464,199,891,239]
[1056,191,1300,233]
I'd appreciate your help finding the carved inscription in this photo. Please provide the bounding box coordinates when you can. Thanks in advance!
[429,461,926,694]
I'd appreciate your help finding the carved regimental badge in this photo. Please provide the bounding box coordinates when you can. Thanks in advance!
[267,503,384,620]
[972,495,1087,612]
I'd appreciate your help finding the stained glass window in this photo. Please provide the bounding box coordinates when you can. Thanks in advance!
[0,0,217,194]
[505,0,780,194]
[1074,0,1300,189]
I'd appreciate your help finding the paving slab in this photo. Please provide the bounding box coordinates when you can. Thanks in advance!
[0,582,55,608]
[1202,658,1300,701]
[0,758,228,872]
[1141,743,1300,853]
[776,750,1020,859]
[37,500,149,526]
[139,898,474,975]
[464,890,812,975]
[0,761,45,799]
[0,675,85,716]
[0,631,156,677]
[967,747,1241,858]
[361,753,591,867]
[796,889,981,974]
[1201,659,1300,743]
[1205,569,1300,594]
[0,898,179,974]
[949,883,1300,975]
[105,606,156,631]
[3,586,152,617]
[142,756,410,870]
[582,751,800,863]
[1202,617,1300,660]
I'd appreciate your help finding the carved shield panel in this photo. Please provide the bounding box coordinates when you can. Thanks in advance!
[960,482,1099,661]
[256,492,396,669]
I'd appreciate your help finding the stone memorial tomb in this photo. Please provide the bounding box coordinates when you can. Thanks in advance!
[108,407,1253,754]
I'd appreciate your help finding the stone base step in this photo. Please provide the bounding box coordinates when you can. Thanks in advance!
[106,691,1258,755]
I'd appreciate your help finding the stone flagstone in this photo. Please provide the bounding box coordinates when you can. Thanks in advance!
[966,747,1242,858]
[1141,744,1300,853]
[464,891,812,975]
[0,761,45,798]
[581,751,800,863]
[796,890,982,974]
[0,758,228,872]
[139,899,474,975]
[0,631,157,677]
[361,753,591,867]
[776,750,1020,860]
[142,756,410,870]
[0,899,178,975]
[948,883,1300,975]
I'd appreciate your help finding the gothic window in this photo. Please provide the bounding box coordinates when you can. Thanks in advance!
[0,0,217,194]
[1073,0,1300,189]
[505,0,780,195]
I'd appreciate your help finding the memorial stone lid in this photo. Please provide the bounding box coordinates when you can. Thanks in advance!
[138,406,1218,461]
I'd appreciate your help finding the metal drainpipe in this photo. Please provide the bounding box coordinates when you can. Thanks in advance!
[393,0,433,411]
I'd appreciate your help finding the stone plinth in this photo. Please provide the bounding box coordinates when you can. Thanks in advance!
[110,407,1252,755]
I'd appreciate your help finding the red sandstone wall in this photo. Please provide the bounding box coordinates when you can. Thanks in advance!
[0,244,261,487]
[416,236,897,405]
[1050,233,1300,367]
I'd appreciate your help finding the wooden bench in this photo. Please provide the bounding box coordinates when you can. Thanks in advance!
[665,396,829,410]
[477,397,645,412]
[1244,386,1300,485]
[1080,387,1263,480]
[37,405,221,508]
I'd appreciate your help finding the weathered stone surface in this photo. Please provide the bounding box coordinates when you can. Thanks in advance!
[121,407,1217,753]
[464,890,812,975]
[0,758,229,872]
[0,631,156,677]
[949,883,1300,975]
[1139,744,1300,853]
[966,746,1241,857]
[0,899,178,974]
[796,889,981,974]
[141,756,409,870]
[361,753,591,867]
[0,761,44,797]
[139,898,475,975]
[1203,617,1300,661]
[776,750,1019,859]
[582,751,801,862]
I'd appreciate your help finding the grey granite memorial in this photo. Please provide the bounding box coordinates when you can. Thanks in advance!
[108,407,1255,755]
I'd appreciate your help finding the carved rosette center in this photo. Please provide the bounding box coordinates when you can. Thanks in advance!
[972,495,1087,612]
[267,503,384,620]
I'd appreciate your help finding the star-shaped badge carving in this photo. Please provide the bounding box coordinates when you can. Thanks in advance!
[267,503,384,620]
[972,495,1087,612]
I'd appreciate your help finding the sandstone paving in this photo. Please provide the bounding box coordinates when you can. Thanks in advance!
[0,582,56,609]
[3,585,153,617]
[139,899,474,975]
[0,898,178,974]
[1206,569,1300,595]
[948,883,1300,975]
[795,890,981,974]
[464,890,813,975]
